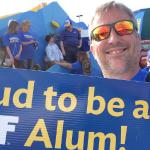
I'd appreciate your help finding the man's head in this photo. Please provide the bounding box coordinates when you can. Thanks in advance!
[21,20,31,32]
[89,1,141,80]
[45,34,55,43]
[64,19,73,31]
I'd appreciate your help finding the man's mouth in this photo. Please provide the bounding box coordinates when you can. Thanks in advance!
[106,48,127,55]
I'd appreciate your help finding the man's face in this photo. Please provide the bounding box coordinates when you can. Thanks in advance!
[65,25,72,31]
[49,36,55,43]
[65,20,72,31]
[91,8,141,77]
[22,24,30,32]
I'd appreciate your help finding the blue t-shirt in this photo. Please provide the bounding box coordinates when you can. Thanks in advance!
[71,61,83,74]
[61,28,81,47]
[20,32,36,60]
[131,69,148,81]
[3,33,22,57]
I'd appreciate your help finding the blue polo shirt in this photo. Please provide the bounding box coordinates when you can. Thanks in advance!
[131,69,148,81]
[61,28,81,47]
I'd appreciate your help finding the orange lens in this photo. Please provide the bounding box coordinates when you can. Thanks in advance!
[115,20,134,36]
[92,26,110,41]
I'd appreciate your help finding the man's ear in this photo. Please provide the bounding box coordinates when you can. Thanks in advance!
[90,43,96,58]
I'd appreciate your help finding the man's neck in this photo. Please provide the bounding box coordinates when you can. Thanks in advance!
[103,68,140,80]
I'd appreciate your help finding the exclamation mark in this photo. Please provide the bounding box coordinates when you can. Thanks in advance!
[119,126,127,150]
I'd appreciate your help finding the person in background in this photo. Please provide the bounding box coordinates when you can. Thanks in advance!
[19,20,38,69]
[89,1,149,81]
[147,57,150,67]
[45,34,64,68]
[139,48,148,68]
[144,54,150,81]
[142,52,150,72]
[3,20,22,68]
[0,37,6,66]
[60,19,82,63]
[55,51,91,75]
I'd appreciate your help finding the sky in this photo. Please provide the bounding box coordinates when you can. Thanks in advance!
[0,0,150,25]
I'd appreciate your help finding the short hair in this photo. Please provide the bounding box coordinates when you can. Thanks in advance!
[45,34,55,42]
[21,20,30,28]
[89,1,137,33]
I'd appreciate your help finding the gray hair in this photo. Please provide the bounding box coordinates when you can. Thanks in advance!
[89,1,137,34]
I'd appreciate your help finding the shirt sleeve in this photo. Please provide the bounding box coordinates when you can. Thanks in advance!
[46,45,54,61]
[60,51,64,60]
[56,44,64,60]
[72,61,82,71]
[3,34,9,46]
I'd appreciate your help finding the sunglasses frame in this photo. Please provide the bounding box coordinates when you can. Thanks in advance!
[91,19,138,42]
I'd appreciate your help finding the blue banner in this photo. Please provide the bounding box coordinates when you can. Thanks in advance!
[0,67,150,150]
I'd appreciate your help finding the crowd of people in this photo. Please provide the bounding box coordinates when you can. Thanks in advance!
[0,1,150,81]
[44,19,91,75]
[0,18,91,75]
[0,20,38,69]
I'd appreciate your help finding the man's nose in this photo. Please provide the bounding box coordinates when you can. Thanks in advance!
[108,28,120,44]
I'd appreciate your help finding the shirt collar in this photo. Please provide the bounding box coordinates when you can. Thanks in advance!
[131,69,147,81]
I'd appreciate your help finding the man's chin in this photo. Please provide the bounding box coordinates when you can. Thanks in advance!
[103,63,128,75]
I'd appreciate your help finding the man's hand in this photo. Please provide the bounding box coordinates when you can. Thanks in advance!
[62,50,66,56]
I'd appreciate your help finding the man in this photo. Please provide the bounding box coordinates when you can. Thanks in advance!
[60,19,82,63]
[89,1,148,81]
